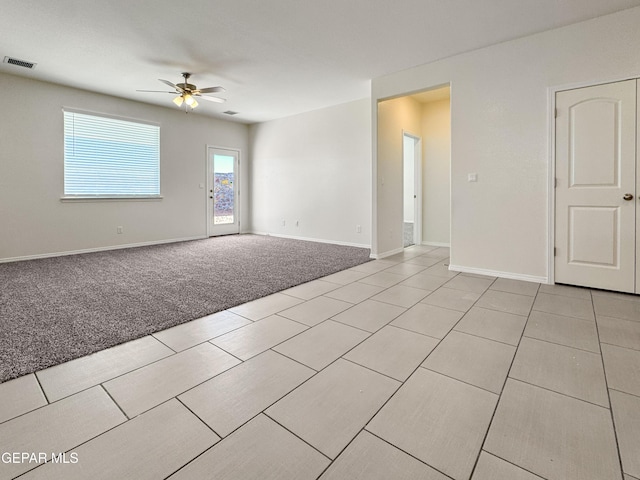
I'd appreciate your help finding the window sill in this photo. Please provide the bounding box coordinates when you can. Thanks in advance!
[60,196,163,203]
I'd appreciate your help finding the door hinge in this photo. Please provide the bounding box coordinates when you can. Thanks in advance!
[554,108,558,118]
[554,247,557,256]
[554,178,558,188]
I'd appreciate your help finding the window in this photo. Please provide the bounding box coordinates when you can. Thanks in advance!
[63,110,160,197]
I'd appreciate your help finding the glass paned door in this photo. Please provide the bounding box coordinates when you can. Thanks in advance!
[208,147,239,236]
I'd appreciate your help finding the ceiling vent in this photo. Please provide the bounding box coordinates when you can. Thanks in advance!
[3,56,37,69]
[223,110,239,116]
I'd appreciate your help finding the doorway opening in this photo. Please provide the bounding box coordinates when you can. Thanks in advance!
[375,85,451,258]
[207,146,240,237]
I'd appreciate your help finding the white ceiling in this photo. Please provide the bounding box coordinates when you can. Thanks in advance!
[410,86,451,104]
[1,0,638,124]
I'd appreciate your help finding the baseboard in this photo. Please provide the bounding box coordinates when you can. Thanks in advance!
[422,241,450,248]
[370,246,405,260]
[249,231,371,251]
[0,235,208,264]
[448,264,548,284]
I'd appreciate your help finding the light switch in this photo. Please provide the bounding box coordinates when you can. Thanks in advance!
[468,173,478,182]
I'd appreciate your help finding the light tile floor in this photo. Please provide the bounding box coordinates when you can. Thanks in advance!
[1,245,639,480]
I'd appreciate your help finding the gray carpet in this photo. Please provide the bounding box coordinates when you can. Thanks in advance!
[0,234,371,383]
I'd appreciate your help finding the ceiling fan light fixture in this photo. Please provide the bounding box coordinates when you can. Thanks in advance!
[140,73,220,111]
[184,94,195,106]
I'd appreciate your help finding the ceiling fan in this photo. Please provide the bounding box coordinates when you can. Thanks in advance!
[137,72,226,111]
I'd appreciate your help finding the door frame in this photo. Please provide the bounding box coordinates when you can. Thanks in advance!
[402,131,422,246]
[206,145,241,237]
[547,74,639,286]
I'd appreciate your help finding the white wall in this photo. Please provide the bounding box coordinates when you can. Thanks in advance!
[0,72,249,261]
[249,99,371,247]
[422,99,450,245]
[372,6,640,280]
[376,96,422,255]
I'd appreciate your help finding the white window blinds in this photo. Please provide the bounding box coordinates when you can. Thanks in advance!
[63,110,160,196]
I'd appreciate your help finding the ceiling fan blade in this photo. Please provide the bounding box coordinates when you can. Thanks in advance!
[136,90,175,93]
[196,86,226,94]
[159,79,180,91]
[196,95,226,103]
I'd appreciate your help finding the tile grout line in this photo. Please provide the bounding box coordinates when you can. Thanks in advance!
[267,349,320,373]
[505,377,612,411]
[102,352,244,421]
[160,444,216,480]
[32,347,179,405]
[451,327,522,348]
[100,384,130,420]
[304,376,409,479]
[468,282,540,479]
[329,309,407,335]
[175,395,222,438]
[265,256,456,479]
[163,275,424,468]
[133,354,244,416]
[150,335,179,354]
[149,317,257,355]
[340,357,405,384]
[520,333,601,354]
[209,315,315,362]
[324,257,451,309]
[163,392,240,480]
[480,450,551,480]
[592,289,627,480]
[27,335,250,412]
[33,371,51,404]
[312,273,465,476]
[318,270,489,479]
[303,250,454,477]
[419,366,502,397]
[0,379,126,428]
[171,351,321,452]
[269,321,376,372]
[362,429,457,480]
[262,411,334,463]
[12,394,152,478]
[601,340,640,353]
[608,386,640,401]
[385,322,447,341]
[273,312,324,329]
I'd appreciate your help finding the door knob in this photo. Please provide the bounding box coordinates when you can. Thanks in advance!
[623,193,634,201]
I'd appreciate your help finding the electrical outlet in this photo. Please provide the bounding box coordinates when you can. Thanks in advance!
[295,220,299,227]
[281,220,286,227]
[468,173,478,182]
[117,226,123,234]
[356,225,362,233]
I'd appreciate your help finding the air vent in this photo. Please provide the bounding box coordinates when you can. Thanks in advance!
[223,110,239,116]
[3,56,37,69]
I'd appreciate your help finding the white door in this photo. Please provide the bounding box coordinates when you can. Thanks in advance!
[403,133,422,247]
[555,80,637,293]
[207,147,240,236]
[637,81,640,293]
